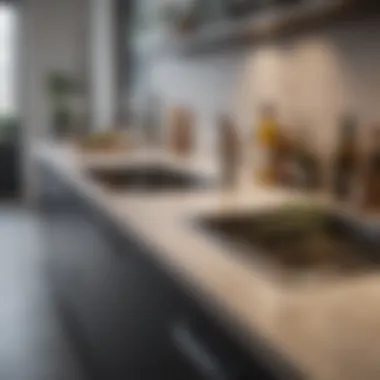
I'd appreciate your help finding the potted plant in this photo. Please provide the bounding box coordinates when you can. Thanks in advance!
[46,71,78,138]
[0,115,18,143]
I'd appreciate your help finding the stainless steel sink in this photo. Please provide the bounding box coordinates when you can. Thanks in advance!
[199,205,380,276]
[86,164,212,193]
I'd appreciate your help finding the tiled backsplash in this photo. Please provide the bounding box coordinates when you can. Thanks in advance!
[149,16,380,157]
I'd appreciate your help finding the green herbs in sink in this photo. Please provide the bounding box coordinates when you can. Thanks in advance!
[200,203,380,275]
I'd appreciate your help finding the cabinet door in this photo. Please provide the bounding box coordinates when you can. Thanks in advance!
[39,164,201,379]
[39,164,86,308]
[70,225,202,380]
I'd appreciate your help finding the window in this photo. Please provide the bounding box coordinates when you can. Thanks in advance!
[0,3,16,117]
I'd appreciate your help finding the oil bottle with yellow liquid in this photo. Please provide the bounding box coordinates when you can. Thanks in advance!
[253,104,280,185]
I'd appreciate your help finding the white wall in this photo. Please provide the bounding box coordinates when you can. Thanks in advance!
[22,0,88,201]
[0,5,17,116]
[89,0,117,131]
[23,0,88,139]
[149,16,380,157]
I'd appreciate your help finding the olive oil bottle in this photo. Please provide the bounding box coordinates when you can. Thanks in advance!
[254,104,279,185]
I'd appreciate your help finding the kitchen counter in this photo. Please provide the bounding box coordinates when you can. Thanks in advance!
[35,142,380,380]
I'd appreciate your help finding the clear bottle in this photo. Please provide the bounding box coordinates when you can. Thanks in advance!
[219,115,241,189]
[292,127,321,191]
[272,126,293,187]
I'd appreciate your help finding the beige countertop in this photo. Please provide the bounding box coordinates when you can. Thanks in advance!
[35,143,380,380]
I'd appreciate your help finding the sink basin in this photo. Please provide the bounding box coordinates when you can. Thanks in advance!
[199,205,380,276]
[86,164,212,192]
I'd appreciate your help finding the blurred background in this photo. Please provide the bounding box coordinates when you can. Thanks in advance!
[3,1,380,380]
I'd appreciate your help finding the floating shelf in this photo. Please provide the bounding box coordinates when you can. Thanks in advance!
[171,0,348,55]
[134,0,367,57]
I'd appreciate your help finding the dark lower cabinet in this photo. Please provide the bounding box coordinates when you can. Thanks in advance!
[39,164,202,380]
[38,163,303,380]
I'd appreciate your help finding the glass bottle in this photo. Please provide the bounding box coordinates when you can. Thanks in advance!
[254,104,279,185]
[292,127,321,191]
[363,126,380,209]
[219,115,241,189]
[171,107,194,157]
[333,115,359,200]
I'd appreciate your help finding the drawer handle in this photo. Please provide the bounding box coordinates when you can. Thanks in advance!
[170,321,230,380]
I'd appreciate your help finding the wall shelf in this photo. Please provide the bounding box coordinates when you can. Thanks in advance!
[135,0,366,58]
